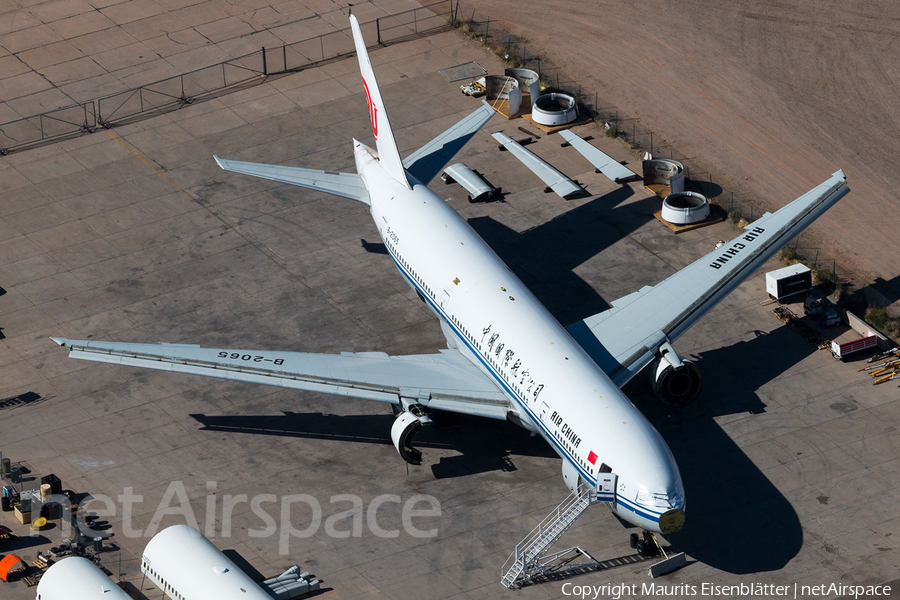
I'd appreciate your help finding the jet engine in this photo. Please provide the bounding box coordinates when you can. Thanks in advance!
[390,405,432,465]
[652,343,702,407]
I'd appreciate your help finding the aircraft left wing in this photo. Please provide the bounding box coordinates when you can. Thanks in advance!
[566,170,850,386]
[50,338,509,419]
[402,100,495,185]
[213,156,371,205]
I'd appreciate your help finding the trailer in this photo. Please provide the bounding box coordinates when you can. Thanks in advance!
[766,264,812,301]
[832,335,877,360]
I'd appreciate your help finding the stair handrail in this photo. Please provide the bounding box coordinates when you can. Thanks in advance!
[500,482,594,579]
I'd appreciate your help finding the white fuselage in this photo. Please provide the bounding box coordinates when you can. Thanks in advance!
[355,141,685,533]
[36,557,132,600]
[141,525,272,600]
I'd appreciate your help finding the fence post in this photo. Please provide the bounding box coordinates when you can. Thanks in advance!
[262,47,267,75]
[415,9,418,34]
[377,18,382,44]
[283,43,287,71]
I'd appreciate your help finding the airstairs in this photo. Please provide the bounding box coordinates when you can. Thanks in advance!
[500,482,602,589]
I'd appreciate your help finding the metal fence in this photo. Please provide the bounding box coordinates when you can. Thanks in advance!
[97,52,266,127]
[452,0,864,289]
[0,102,95,155]
[263,2,453,74]
[0,0,454,155]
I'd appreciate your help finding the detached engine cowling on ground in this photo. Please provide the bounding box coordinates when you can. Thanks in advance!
[652,345,703,407]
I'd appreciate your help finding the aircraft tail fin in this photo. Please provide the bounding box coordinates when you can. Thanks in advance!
[350,15,410,189]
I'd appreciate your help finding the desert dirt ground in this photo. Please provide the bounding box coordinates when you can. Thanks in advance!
[463,0,900,305]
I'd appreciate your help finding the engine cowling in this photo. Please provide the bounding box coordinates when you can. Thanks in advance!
[653,350,702,407]
[390,408,430,465]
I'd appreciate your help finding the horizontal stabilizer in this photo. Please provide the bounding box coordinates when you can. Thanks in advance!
[403,101,495,185]
[51,338,509,420]
[567,170,850,386]
[214,156,370,205]
[492,132,582,199]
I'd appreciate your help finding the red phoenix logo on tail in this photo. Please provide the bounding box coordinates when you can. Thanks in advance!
[363,78,378,139]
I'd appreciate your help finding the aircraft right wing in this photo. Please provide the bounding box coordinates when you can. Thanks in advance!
[402,100,495,185]
[566,170,850,386]
[50,338,510,420]
[213,156,371,205]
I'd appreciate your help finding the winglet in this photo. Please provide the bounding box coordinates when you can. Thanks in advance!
[349,14,410,189]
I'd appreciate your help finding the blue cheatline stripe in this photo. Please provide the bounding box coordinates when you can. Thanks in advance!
[382,240,665,523]
[616,496,666,521]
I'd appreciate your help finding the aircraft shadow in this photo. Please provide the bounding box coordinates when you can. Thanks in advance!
[360,238,389,255]
[468,186,662,325]
[626,325,815,574]
[189,411,556,477]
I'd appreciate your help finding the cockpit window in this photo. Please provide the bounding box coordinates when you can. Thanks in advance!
[636,489,684,510]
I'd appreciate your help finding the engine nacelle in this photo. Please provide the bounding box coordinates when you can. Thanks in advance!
[653,349,702,407]
[390,407,430,465]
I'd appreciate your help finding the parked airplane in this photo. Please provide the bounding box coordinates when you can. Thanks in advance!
[52,15,849,537]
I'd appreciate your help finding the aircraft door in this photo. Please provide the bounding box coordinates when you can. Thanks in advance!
[595,472,617,504]
[440,289,450,308]
[539,402,549,423]
[562,458,580,493]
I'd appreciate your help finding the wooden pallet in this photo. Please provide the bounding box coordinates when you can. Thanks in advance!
[772,307,830,349]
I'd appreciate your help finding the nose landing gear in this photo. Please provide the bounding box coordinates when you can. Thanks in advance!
[631,531,687,578]
[630,531,660,557]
